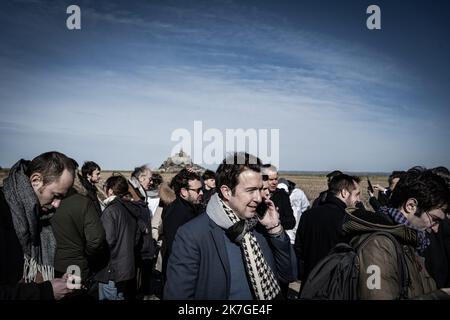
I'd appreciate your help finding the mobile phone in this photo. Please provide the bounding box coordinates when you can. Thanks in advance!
[256,201,268,219]
[367,178,374,194]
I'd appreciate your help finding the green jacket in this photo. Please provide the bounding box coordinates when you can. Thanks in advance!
[51,189,107,281]
[343,208,444,300]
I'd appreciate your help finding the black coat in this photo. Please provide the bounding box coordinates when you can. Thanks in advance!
[424,218,450,288]
[368,196,383,212]
[51,189,108,281]
[0,188,54,300]
[294,195,347,282]
[311,190,329,208]
[201,188,215,212]
[161,197,200,277]
[270,188,295,230]
[79,175,102,216]
[96,197,153,283]
[377,188,392,207]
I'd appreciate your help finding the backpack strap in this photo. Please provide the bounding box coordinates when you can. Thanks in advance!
[351,232,410,300]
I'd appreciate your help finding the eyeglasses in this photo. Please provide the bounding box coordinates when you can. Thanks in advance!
[188,187,203,194]
[425,211,443,227]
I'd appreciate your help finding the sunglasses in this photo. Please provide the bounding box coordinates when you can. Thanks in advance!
[188,187,203,194]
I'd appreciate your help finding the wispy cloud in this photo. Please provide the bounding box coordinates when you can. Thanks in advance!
[0,0,448,171]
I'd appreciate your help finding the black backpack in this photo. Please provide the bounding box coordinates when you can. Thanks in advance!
[299,232,409,300]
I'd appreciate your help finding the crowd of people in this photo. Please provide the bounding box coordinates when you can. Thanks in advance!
[0,151,449,300]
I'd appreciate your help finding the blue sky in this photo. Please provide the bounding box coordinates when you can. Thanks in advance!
[0,0,449,171]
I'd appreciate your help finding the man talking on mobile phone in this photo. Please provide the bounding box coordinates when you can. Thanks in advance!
[164,152,296,300]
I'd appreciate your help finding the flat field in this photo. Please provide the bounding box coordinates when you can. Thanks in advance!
[1,169,388,209]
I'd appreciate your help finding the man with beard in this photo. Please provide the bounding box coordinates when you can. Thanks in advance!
[294,174,361,285]
[161,169,203,284]
[79,161,103,214]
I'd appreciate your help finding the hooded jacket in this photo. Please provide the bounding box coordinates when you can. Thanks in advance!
[342,208,446,300]
[96,197,153,283]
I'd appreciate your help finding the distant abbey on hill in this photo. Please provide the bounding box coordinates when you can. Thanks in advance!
[158,149,204,173]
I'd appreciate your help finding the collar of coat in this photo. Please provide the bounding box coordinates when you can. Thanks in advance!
[175,195,200,214]
[342,207,419,247]
[323,194,348,211]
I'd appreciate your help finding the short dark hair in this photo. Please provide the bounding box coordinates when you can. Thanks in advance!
[202,170,216,181]
[26,151,76,185]
[388,170,405,186]
[81,161,101,179]
[431,167,450,190]
[431,166,450,175]
[327,170,343,179]
[390,168,450,216]
[326,170,343,186]
[170,169,201,196]
[216,152,262,199]
[328,174,361,195]
[104,175,129,198]
[151,173,163,188]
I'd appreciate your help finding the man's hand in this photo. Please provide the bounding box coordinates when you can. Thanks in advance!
[257,198,282,234]
[186,167,201,174]
[373,184,386,193]
[50,275,73,300]
[441,288,450,295]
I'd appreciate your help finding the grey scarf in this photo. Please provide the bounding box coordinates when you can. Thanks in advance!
[2,160,55,282]
[206,193,281,300]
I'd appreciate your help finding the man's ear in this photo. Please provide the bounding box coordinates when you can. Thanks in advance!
[404,198,418,215]
[341,189,349,199]
[30,172,43,190]
[180,188,189,199]
[220,185,232,201]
